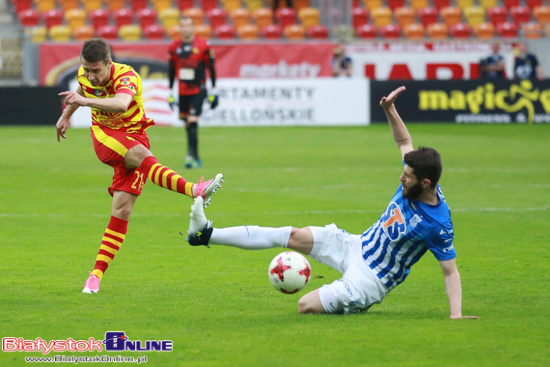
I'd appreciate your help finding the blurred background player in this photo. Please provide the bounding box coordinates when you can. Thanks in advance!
[479,42,505,79]
[55,38,223,294]
[514,43,543,81]
[332,46,353,78]
[168,16,218,169]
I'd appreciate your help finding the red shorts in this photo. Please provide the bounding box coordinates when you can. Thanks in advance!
[90,125,151,197]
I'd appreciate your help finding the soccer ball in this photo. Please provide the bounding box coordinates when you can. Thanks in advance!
[268,251,311,294]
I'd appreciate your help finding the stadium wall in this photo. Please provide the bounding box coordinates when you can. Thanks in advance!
[0,86,62,125]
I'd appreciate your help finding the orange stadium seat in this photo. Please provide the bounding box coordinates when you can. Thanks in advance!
[194,24,212,38]
[83,0,103,11]
[143,24,165,39]
[533,6,550,23]
[388,0,404,10]
[410,0,428,11]
[275,8,296,28]
[166,25,181,39]
[222,0,242,12]
[522,22,543,38]
[510,6,531,25]
[159,8,182,29]
[119,24,142,40]
[29,26,47,42]
[183,8,204,25]
[440,7,462,26]
[464,6,486,27]
[237,24,259,39]
[261,24,282,38]
[294,0,311,10]
[43,9,63,29]
[403,22,424,38]
[426,22,448,38]
[153,0,173,11]
[200,0,219,11]
[96,25,118,39]
[207,8,228,29]
[298,7,320,28]
[230,8,250,28]
[355,23,377,38]
[89,9,110,30]
[473,22,495,38]
[479,0,497,10]
[487,7,507,27]
[363,0,382,11]
[137,8,157,28]
[65,9,87,30]
[449,22,471,38]
[352,7,369,29]
[18,9,39,27]
[496,21,518,37]
[504,0,520,8]
[49,24,72,41]
[307,24,329,38]
[433,0,450,10]
[60,0,79,11]
[113,9,134,28]
[418,7,438,27]
[455,0,474,10]
[129,0,149,11]
[526,0,543,9]
[380,23,401,38]
[283,24,305,39]
[371,7,392,28]
[253,8,273,28]
[106,0,126,11]
[73,25,95,41]
[34,0,55,12]
[214,24,236,38]
[394,7,416,27]
[179,0,194,11]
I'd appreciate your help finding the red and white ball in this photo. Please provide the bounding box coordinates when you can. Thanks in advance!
[268,251,311,294]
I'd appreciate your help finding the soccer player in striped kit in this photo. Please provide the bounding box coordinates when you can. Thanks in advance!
[186,86,477,319]
[55,38,223,294]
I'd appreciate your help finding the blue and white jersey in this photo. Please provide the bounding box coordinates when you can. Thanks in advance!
[361,184,455,291]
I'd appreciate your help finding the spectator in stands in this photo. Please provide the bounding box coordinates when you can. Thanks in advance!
[514,43,543,81]
[480,42,505,79]
[332,46,353,78]
[272,0,293,15]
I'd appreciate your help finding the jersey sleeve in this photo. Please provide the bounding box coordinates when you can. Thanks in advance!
[113,70,138,97]
[425,226,456,261]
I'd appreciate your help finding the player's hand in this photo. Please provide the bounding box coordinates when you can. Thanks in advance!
[450,315,479,319]
[379,86,406,110]
[59,91,88,107]
[56,115,70,142]
[208,88,219,109]
[168,94,177,110]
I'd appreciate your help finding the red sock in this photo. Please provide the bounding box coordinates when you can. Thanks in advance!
[92,216,128,281]
[140,156,194,197]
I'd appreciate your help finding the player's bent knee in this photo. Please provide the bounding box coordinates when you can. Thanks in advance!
[298,290,326,314]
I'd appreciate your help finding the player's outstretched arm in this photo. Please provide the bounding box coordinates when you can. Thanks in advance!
[56,86,85,142]
[59,90,132,114]
[380,86,414,159]
[439,259,478,320]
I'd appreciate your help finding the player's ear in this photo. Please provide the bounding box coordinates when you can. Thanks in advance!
[421,178,431,189]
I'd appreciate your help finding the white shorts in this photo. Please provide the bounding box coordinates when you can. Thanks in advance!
[308,224,388,314]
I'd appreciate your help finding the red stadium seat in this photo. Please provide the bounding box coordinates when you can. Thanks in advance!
[307,24,329,38]
[388,0,404,10]
[504,0,520,8]
[433,0,451,10]
[12,0,32,13]
[275,8,296,28]
[449,22,471,38]
[379,23,401,38]
[178,0,194,11]
[355,23,377,38]
[18,9,39,27]
[214,24,235,39]
[418,7,438,27]
[200,0,218,12]
[352,7,369,29]
[113,9,134,28]
[89,9,110,30]
[207,8,228,30]
[496,21,518,37]
[526,0,542,9]
[144,24,165,39]
[487,7,508,27]
[43,9,63,30]
[136,8,157,28]
[510,6,532,25]
[261,24,282,39]
[129,0,148,11]
[96,25,119,39]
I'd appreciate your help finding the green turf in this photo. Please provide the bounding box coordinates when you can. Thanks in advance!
[1,124,549,367]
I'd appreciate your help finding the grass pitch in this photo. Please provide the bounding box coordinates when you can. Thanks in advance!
[1,124,549,367]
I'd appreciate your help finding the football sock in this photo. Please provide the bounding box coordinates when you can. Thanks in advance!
[92,216,128,281]
[210,226,292,250]
[186,123,198,159]
[140,156,194,197]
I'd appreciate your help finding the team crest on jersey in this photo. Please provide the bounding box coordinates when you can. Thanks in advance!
[193,47,199,54]
[381,202,406,241]
[120,77,130,85]
[94,89,103,97]
[410,214,422,227]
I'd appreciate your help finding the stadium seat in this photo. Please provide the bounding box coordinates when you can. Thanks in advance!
[294,0,311,10]
[388,0,404,10]
[473,22,495,38]
[183,8,204,25]
[214,24,236,38]
[200,0,219,12]
[113,9,134,28]
[496,21,518,37]
[65,9,87,31]
[275,8,296,28]
[49,24,72,41]
[129,0,148,11]
[371,7,392,28]
[106,0,126,11]
[60,0,79,11]
[43,9,63,29]
[222,0,242,12]
[455,0,473,10]
[504,0,520,8]
[253,8,273,28]
[143,24,165,39]
[522,22,542,38]
[426,22,448,38]
[73,25,95,41]
[237,24,259,39]
[526,0,543,9]
[137,9,157,28]
[194,24,212,38]
[159,8,181,29]
[283,24,305,39]
[166,25,181,39]
[34,0,55,12]
[533,6,550,24]
[417,7,438,27]
[307,24,329,38]
[403,23,424,38]
[245,0,264,11]
[207,8,228,30]
[440,7,462,26]
[13,0,32,13]
[18,9,39,27]
[29,26,47,42]
[464,6,486,27]
[433,0,450,10]
[352,7,369,29]
[479,0,497,10]
[83,0,103,11]
[510,6,531,25]
[119,24,142,40]
[364,0,382,11]
[298,7,320,28]
[380,23,401,38]
[410,0,428,11]
[89,9,110,30]
[96,25,119,39]
[395,7,416,27]
[153,0,173,11]
[487,7,508,27]
[179,0,194,11]
[230,8,250,28]
[355,23,377,38]
[449,22,471,38]
[261,24,282,39]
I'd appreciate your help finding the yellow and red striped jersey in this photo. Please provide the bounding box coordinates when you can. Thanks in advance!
[77,62,154,133]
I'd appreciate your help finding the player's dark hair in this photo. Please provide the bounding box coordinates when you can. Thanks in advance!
[180,15,194,24]
[404,147,442,188]
[80,38,111,64]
